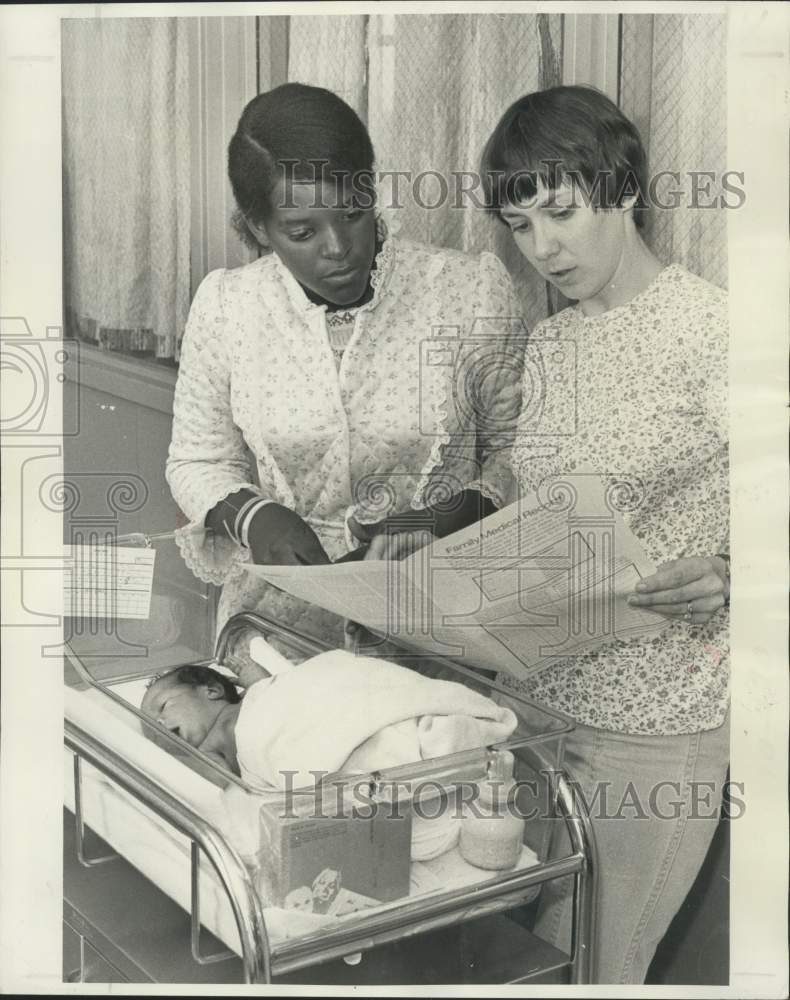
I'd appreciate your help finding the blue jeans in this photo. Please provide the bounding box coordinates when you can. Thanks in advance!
[535,713,730,984]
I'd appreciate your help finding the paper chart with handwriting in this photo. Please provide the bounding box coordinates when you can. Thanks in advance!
[64,544,156,620]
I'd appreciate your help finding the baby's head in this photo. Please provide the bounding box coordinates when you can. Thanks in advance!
[141,664,241,749]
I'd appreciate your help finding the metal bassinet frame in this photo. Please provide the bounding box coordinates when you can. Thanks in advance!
[64,610,598,984]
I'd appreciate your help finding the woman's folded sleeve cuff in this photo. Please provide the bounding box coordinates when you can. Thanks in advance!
[463,471,515,511]
[174,481,262,586]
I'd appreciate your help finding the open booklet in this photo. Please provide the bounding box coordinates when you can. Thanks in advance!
[244,474,669,682]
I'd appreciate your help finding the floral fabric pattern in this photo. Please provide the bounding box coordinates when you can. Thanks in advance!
[167,234,524,639]
[505,265,729,736]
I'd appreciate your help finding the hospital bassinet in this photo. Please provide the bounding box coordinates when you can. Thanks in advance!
[63,536,597,985]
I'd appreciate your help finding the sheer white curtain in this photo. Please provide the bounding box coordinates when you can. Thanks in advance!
[287,15,368,116]
[620,13,728,289]
[62,18,191,360]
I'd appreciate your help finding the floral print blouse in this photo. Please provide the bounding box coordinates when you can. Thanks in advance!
[505,265,729,736]
[168,233,524,640]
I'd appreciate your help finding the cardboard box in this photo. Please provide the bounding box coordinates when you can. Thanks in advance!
[256,791,412,915]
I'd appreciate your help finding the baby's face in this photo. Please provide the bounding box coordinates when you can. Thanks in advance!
[141,677,224,748]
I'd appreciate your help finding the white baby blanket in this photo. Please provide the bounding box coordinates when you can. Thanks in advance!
[234,649,518,792]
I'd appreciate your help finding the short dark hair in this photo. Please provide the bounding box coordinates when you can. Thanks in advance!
[228,82,376,245]
[481,85,648,228]
[150,664,241,704]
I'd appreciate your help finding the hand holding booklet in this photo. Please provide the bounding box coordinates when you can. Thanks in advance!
[244,474,668,682]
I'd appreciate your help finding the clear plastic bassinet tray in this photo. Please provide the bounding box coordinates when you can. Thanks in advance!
[65,600,574,955]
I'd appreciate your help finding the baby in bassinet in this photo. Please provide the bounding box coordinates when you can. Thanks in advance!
[140,650,518,791]
[141,663,244,774]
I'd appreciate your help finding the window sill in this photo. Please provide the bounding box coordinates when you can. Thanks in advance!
[66,343,177,415]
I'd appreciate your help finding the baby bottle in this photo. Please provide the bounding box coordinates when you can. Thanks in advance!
[459,750,524,870]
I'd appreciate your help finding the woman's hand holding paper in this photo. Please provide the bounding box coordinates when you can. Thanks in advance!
[247,503,331,566]
[348,512,436,562]
[627,555,729,625]
[362,528,437,562]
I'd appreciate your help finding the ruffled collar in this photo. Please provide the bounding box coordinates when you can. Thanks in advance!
[271,215,395,317]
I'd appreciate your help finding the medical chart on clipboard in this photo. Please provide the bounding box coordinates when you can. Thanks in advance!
[63,543,156,620]
[246,474,670,682]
